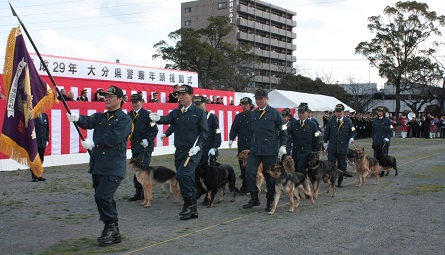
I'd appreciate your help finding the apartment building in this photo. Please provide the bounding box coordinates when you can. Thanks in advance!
[181,0,297,90]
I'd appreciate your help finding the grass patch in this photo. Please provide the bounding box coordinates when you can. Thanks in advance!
[38,237,130,255]
[406,184,445,195]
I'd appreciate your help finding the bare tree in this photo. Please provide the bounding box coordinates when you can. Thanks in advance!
[343,76,378,112]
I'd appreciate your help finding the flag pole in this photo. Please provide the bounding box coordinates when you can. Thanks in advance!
[9,1,91,155]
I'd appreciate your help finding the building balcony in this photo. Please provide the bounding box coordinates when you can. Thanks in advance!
[238,5,296,27]
[237,17,296,39]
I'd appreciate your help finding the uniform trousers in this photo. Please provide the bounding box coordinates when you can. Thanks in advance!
[175,149,202,201]
[92,174,122,222]
[328,152,347,184]
[245,154,277,201]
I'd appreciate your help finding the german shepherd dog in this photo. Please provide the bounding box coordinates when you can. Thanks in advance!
[306,151,353,198]
[353,148,380,186]
[266,164,314,215]
[372,145,398,176]
[283,155,295,173]
[236,150,265,193]
[129,158,180,208]
[195,155,238,207]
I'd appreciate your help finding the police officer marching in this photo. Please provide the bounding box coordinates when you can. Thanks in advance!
[371,106,393,176]
[229,97,253,194]
[66,85,132,246]
[127,93,159,201]
[193,96,221,165]
[287,103,320,193]
[149,85,209,220]
[243,89,288,212]
[323,104,356,188]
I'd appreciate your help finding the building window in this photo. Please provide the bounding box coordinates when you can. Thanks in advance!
[218,2,227,9]
[184,20,191,26]
[185,7,192,13]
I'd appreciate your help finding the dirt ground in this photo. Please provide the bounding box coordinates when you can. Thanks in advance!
[0,137,444,255]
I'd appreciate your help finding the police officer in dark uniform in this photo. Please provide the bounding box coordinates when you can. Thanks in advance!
[150,92,160,103]
[229,97,253,194]
[31,113,49,182]
[127,94,159,201]
[287,103,319,193]
[168,84,179,103]
[66,85,132,246]
[282,108,294,155]
[371,106,393,176]
[243,89,288,212]
[193,96,221,165]
[150,85,209,220]
[323,104,356,188]
[77,89,89,101]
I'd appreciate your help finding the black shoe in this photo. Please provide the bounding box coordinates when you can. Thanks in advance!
[337,183,344,188]
[97,222,121,246]
[31,178,38,182]
[243,192,260,209]
[180,202,198,220]
[37,177,46,182]
[179,199,192,216]
[128,194,143,201]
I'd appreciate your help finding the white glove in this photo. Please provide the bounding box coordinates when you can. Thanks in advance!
[81,139,94,150]
[278,146,287,157]
[229,140,233,148]
[323,143,328,150]
[46,141,49,147]
[140,139,149,148]
[149,113,160,122]
[384,138,389,143]
[349,138,354,145]
[208,148,216,156]
[160,134,167,140]
[189,146,201,156]
[315,131,321,137]
[66,113,79,122]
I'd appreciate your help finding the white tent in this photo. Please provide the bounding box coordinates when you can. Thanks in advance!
[267,89,355,112]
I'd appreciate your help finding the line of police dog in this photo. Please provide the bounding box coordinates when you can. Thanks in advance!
[129,89,398,218]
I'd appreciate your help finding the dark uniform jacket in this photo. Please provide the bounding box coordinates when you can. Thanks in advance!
[158,104,209,150]
[249,105,288,156]
[324,116,356,154]
[128,107,158,153]
[203,112,221,151]
[229,110,252,152]
[287,119,319,159]
[77,96,88,101]
[35,113,49,149]
[371,117,392,147]
[77,108,132,178]
[168,92,178,103]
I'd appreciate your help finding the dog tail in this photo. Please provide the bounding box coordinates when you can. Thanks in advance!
[337,169,353,177]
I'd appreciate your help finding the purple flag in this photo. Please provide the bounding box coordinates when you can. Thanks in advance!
[0,26,56,177]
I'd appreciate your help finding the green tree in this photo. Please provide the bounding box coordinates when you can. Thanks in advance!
[355,1,445,118]
[152,16,255,89]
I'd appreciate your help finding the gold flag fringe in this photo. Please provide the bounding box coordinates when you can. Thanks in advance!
[0,134,43,177]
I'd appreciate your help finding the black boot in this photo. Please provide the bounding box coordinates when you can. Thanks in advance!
[243,192,260,209]
[180,200,198,220]
[97,221,121,246]
[128,188,143,201]
[179,198,191,216]
[265,198,273,212]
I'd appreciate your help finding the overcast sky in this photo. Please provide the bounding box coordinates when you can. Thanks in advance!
[0,0,444,89]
